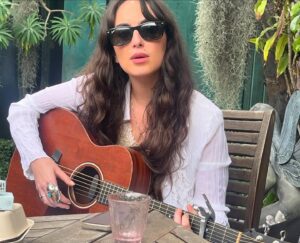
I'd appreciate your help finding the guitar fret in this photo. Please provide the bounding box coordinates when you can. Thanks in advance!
[96,180,128,206]
[93,179,258,243]
[222,226,227,242]
[165,204,171,218]
[208,222,215,241]
[190,214,195,227]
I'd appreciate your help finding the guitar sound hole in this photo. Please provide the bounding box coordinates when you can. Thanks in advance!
[71,166,101,205]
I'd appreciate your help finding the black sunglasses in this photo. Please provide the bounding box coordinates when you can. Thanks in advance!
[107,21,165,46]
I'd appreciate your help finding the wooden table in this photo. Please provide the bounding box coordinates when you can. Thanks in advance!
[24,211,208,242]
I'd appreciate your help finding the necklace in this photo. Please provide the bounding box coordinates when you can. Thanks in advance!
[130,96,146,142]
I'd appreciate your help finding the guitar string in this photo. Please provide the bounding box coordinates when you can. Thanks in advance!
[59,165,259,243]
[60,165,259,243]
[57,165,259,243]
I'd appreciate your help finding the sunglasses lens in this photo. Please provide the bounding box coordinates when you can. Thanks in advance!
[139,22,165,41]
[108,21,165,46]
[110,27,132,46]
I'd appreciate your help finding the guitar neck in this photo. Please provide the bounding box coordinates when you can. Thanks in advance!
[97,180,255,243]
[148,200,254,243]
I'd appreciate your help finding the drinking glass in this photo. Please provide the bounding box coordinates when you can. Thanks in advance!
[108,192,150,243]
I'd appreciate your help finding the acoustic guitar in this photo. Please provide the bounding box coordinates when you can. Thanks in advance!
[6,108,278,243]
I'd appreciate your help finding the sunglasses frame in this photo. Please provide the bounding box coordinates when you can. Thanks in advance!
[107,21,165,46]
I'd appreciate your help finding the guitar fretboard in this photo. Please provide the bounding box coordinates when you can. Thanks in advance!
[95,180,258,243]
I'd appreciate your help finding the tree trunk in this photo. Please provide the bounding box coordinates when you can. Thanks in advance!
[264,52,288,122]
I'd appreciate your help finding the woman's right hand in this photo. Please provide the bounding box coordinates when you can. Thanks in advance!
[30,157,75,209]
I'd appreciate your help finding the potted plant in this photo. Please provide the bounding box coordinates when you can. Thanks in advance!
[0,0,104,95]
[250,0,300,227]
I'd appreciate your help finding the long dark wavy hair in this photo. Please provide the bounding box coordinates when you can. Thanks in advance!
[79,0,194,200]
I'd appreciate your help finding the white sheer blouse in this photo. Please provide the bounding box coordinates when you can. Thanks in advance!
[7,76,231,225]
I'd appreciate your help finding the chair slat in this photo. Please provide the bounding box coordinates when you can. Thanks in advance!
[227,180,250,194]
[225,131,259,144]
[228,144,257,157]
[229,168,251,181]
[223,110,264,120]
[224,120,261,132]
[223,109,275,231]
[226,193,248,207]
[227,207,246,220]
[230,156,254,169]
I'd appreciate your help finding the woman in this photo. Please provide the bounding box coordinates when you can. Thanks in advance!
[7,0,231,226]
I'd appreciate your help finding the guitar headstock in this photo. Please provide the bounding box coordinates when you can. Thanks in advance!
[245,229,289,243]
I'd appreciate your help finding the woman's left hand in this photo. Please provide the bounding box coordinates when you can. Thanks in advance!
[174,204,198,229]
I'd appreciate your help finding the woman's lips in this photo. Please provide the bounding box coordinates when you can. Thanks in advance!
[130,53,149,64]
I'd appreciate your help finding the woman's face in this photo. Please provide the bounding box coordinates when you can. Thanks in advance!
[112,0,167,82]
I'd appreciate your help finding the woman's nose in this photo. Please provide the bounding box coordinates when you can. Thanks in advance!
[131,30,144,47]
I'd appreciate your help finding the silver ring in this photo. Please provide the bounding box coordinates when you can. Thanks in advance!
[47,183,61,203]
[52,190,61,203]
[47,183,58,192]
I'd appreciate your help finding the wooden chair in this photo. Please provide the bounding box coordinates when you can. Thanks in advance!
[223,109,275,231]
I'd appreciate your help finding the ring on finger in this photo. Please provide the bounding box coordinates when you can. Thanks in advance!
[52,190,61,203]
[47,189,61,203]
[47,183,61,203]
[47,183,58,192]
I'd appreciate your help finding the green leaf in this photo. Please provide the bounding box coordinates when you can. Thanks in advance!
[263,32,276,61]
[249,37,258,44]
[254,0,268,20]
[0,23,13,49]
[250,23,277,54]
[277,52,288,77]
[263,190,278,207]
[249,37,259,51]
[258,23,277,39]
[275,34,288,61]
[0,139,15,180]
[14,13,44,53]
[0,0,12,23]
[291,2,300,17]
[249,37,266,52]
[79,0,104,39]
[290,15,300,33]
[50,14,81,46]
[293,36,300,53]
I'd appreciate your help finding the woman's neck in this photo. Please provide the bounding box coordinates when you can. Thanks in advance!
[130,76,157,106]
[129,75,157,143]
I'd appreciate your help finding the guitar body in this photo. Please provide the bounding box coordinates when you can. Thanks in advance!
[6,108,151,216]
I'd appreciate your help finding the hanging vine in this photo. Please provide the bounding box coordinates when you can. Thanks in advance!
[194,0,256,109]
[0,0,104,96]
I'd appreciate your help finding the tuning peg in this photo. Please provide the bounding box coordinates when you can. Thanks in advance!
[280,230,286,241]
[275,210,286,224]
[262,223,270,236]
[255,235,264,242]
[266,215,276,225]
